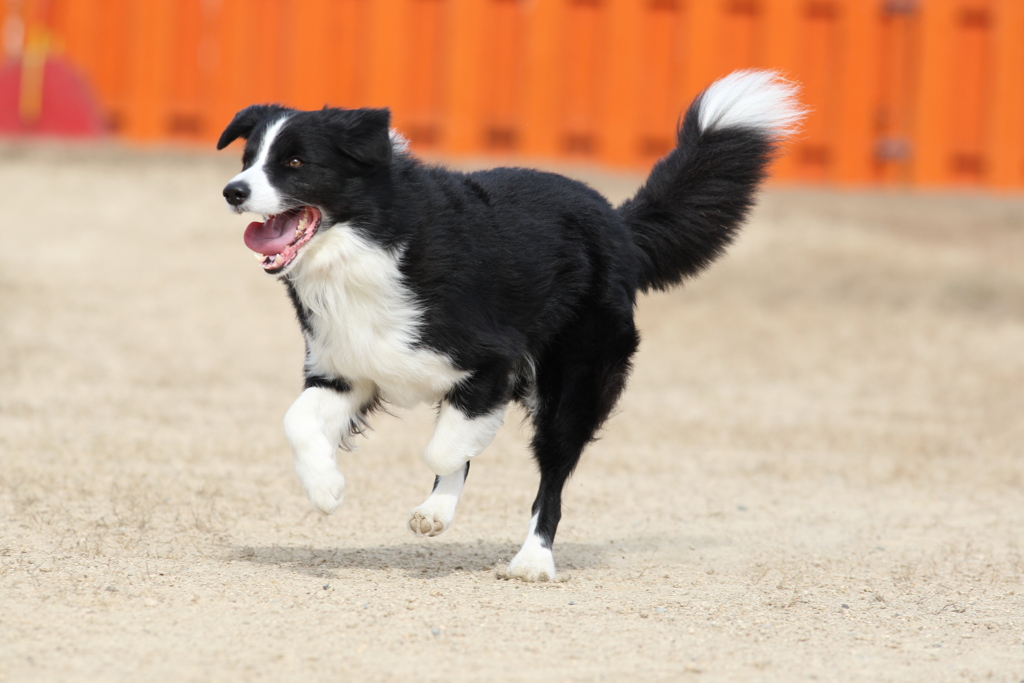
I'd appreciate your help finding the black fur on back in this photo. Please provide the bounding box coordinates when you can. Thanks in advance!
[387,160,641,389]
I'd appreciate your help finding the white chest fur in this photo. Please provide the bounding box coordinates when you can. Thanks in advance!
[286,224,467,408]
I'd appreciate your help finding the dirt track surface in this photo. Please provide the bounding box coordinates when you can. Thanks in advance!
[1,144,1023,682]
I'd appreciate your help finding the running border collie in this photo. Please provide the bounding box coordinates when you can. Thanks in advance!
[217,70,803,582]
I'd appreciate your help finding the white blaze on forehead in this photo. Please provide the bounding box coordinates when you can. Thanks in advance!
[226,115,291,215]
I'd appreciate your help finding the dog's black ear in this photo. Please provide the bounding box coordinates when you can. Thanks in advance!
[216,104,290,150]
[327,108,393,167]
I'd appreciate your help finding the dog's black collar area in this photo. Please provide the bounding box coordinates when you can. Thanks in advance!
[243,206,322,274]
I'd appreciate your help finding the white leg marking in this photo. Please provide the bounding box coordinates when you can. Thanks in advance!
[501,514,557,582]
[421,401,504,476]
[283,386,362,515]
[408,468,466,537]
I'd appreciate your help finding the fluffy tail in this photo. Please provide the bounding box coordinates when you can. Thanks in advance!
[618,70,805,292]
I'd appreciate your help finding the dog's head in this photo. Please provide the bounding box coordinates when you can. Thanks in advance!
[217,105,395,275]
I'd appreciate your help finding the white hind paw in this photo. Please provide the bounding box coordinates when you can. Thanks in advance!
[500,545,556,582]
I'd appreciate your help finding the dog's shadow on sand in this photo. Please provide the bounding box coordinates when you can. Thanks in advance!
[229,539,618,580]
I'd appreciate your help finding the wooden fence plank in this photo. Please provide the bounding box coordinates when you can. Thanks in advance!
[164,0,204,139]
[947,0,991,185]
[92,0,129,130]
[521,0,563,158]
[599,0,642,166]
[365,0,409,118]
[289,0,331,110]
[52,0,100,83]
[633,0,682,167]
[561,0,603,158]
[123,0,174,139]
[834,0,880,184]
[210,0,253,144]
[762,0,802,181]
[403,0,445,147]
[442,0,485,154]
[681,0,723,105]
[479,0,526,154]
[988,0,1024,188]
[323,0,367,108]
[912,0,956,185]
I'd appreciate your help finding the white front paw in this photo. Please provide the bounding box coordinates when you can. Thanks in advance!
[296,462,345,515]
[408,500,456,537]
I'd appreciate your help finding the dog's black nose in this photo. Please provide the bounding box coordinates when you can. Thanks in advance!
[223,181,250,207]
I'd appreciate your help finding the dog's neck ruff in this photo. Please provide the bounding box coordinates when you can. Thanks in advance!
[286,224,468,408]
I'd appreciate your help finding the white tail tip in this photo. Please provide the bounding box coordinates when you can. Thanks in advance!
[389,128,410,153]
[697,70,806,137]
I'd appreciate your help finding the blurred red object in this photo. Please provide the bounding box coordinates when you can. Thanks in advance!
[0,56,106,136]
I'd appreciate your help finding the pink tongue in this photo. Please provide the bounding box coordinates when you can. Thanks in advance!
[243,213,300,255]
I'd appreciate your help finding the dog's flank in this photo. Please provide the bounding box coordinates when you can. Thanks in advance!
[218,70,803,581]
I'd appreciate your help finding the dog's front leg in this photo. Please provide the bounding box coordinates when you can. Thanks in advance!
[284,385,366,515]
[408,464,469,537]
[409,401,505,536]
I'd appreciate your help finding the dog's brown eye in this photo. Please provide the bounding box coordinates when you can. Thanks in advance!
[287,158,303,168]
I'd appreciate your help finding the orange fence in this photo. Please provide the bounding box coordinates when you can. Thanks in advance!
[6,0,1024,188]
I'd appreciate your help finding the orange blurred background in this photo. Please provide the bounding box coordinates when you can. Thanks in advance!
[2,0,1023,188]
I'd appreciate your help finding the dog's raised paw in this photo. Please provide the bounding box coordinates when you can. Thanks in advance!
[408,509,449,537]
[299,467,345,516]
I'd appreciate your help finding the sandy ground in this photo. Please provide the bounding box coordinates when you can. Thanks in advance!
[1,143,1023,682]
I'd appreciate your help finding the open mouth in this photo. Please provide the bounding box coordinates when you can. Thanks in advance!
[243,206,322,273]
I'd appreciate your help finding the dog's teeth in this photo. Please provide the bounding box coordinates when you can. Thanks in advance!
[254,253,265,261]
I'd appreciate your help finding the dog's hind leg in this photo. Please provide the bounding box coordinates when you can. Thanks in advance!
[410,399,505,536]
[503,307,639,582]
[284,380,375,515]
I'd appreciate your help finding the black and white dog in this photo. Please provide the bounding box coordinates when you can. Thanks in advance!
[218,70,802,581]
